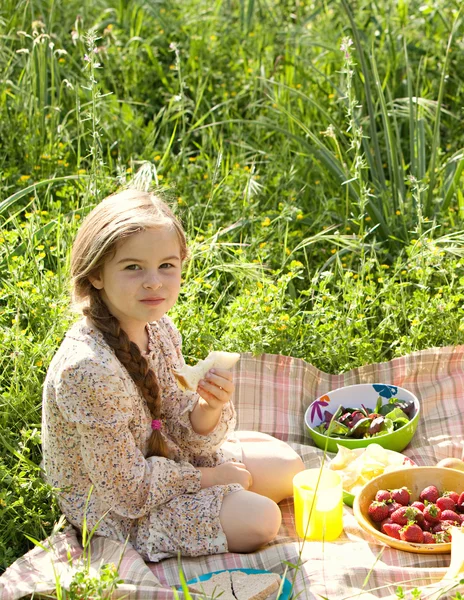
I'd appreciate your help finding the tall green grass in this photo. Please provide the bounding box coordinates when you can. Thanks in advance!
[1,1,464,595]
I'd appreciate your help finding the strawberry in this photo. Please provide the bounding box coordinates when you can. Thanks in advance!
[421,519,433,532]
[368,501,390,522]
[423,504,442,524]
[400,523,424,543]
[387,501,403,515]
[440,509,460,523]
[406,506,425,527]
[391,506,410,526]
[390,487,410,506]
[436,496,456,511]
[434,530,452,543]
[458,514,464,524]
[375,489,392,503]
[382,522,402,540]
[423,531,435,544]
[411,501,425,512]
[456,492,464,514]
[443,491,460,504]
[420,486,440,504]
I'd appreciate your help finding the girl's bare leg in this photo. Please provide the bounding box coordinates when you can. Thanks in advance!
[219,490,281,552]
[236,431,305,503]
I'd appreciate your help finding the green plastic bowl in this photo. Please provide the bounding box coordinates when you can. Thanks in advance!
[305,383,420,454]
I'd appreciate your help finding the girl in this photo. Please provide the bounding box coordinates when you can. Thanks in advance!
[42,189,304,562]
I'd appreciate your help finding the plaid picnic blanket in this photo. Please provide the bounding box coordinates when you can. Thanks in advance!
[1,346,464,600]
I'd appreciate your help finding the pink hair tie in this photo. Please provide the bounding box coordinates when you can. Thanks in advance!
[151,419,162,431]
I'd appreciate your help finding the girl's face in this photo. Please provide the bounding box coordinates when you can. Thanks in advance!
[89,226,182,344]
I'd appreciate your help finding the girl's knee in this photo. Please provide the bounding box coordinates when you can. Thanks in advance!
[220,492,281,552]
[278,441,305,474]
[257,498,282,541]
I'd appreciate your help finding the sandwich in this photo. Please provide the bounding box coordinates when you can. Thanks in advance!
[187,571,236,600]
[231,571,281,600]
[187,570,281,600]
[172,351,241,392]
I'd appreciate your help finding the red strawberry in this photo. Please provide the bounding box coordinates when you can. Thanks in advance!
[375,489,392,503]
[411,501,425,512]
[443,491,460,504]
[368,501,390,522]
[391,487,410,506]
[391,506,410,526]
[400,523,424,543]
[382,522,402,540]
[436,496,456,511]
[420,486,440,504]
[422,519,433,532]
[388,501,403,515]
[434,530,452,543]
[406,506,425,526]
[423,504,442,524]
[456,492,464,514]
[423,531,435,544]
[458,514,464,524]
[440,510,461,523]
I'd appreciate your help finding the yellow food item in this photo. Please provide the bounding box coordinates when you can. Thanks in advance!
[436,457,464,472]
[329,443,408,495]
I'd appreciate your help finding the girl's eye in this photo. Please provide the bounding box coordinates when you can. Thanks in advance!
[160,263,174,269]
[126,264,141,271]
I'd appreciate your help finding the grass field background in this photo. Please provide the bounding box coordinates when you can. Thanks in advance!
[1,0,463,592]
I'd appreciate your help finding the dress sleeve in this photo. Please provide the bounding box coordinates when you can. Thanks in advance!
[55,357,202,519]
[160,317,237,456]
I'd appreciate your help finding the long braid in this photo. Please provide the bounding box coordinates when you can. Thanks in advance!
[83,290,169,458]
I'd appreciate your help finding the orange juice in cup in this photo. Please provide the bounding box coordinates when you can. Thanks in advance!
[293,468,344,541]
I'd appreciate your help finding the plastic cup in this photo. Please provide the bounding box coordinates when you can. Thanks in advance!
[293,468,344,541]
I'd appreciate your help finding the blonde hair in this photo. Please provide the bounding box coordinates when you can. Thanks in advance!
[70,189,188,459]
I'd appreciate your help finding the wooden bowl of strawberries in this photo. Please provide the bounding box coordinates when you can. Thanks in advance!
[353,467,464,553]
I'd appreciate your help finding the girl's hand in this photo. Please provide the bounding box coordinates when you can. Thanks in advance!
[197,368,234,411]
[198,462,252,490]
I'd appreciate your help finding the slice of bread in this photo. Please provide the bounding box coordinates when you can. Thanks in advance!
[231,571,281,600]
[188,571,236,600]
[172,351,241,392]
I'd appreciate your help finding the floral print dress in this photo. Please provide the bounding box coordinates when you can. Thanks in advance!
[41,315,243,562]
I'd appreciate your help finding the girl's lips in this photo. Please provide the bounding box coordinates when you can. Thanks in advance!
[140,298,165,305]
